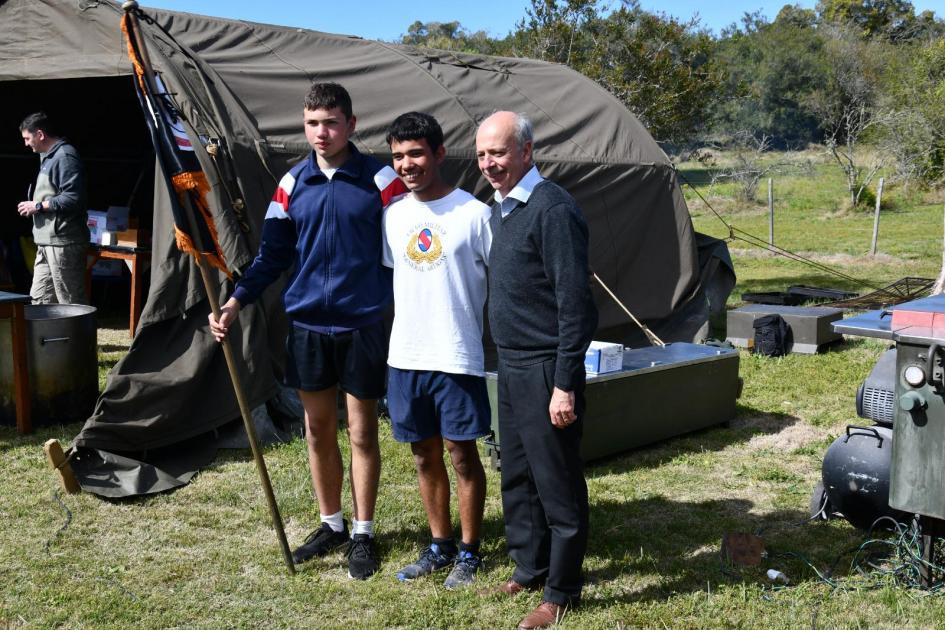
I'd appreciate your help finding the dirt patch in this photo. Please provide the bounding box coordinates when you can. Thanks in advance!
[747,421,823,452]
[732,414,824,452]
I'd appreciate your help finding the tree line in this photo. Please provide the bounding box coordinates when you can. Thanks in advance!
[397,0,945,191]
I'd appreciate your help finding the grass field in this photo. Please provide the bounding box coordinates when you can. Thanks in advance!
[2,151,945,628]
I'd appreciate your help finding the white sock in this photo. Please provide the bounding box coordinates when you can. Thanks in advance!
[352,519,374,538]
[321,511,344,533]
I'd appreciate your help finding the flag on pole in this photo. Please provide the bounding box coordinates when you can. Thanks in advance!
[121,14,229,275]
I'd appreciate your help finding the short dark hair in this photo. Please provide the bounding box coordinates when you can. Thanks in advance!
[19,111,59,137]
[304,82,353,119]
[386,112,444,154]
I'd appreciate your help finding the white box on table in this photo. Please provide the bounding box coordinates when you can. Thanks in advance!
[584,341,624,374]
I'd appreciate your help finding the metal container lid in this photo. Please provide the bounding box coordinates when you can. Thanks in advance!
[25,304,97,321]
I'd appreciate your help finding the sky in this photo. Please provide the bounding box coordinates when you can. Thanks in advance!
[139,0,943,41]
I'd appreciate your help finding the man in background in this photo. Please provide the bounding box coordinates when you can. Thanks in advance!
[17,112,88,304]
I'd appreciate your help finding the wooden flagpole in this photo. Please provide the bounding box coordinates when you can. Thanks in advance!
[121,1,295,575]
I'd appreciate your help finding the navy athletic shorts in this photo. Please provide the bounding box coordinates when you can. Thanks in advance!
[284,321,388,399]
[386,367,492,443]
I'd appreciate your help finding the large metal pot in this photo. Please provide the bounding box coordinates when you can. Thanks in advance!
[0,304,98,427]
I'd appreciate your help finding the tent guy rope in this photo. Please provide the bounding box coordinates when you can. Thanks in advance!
[676,169,888,293]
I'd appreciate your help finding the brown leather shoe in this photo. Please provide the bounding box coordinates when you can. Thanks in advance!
[518,602,566,629]
[477,578,539,598]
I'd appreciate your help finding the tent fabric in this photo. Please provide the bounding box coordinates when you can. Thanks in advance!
[70,388,304,497]
[0,0,730,494]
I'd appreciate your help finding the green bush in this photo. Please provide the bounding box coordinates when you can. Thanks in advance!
[857,186,877,209]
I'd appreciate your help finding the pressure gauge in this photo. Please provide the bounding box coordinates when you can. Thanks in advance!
[903,365,926,387]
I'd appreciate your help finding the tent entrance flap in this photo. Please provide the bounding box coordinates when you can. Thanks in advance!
[0,75,155,304]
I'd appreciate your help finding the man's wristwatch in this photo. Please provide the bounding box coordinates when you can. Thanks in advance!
[34,201,42,212]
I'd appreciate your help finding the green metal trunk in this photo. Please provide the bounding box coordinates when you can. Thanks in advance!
[483,343,740,468]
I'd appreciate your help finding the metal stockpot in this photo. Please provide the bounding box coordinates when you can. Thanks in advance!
[0,304,98,427]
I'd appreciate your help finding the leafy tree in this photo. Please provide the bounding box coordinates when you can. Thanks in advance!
[508,0,724,145]
[399,20,499,54]
[912,10,945,41]
[510,0,599,65]
[817,0,928,41]
[591,5,723,145]
[402,20,465,45]
[711,131,789,202]
[710,7,827,147]
[879,37,945,184]
[807,25,892,206]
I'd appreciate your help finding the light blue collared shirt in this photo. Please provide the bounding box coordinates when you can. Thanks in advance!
[496,165,544,218]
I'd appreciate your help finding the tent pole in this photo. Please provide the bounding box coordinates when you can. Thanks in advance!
[592,272,666,347]
[122,0,295,575]
[192,251,296,576]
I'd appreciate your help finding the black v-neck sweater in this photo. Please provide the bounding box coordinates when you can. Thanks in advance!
[487,179,598,391]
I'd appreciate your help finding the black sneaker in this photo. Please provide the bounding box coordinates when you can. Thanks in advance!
[396,543,457,581]
[347,534,379,580]
[292,521,349,564]
[443,550,482,589]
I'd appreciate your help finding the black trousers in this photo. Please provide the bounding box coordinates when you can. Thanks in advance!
[497,356,588,607]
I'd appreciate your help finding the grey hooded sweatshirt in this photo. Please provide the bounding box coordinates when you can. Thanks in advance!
[31,139,89,246]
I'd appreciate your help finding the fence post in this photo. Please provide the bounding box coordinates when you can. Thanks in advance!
[870,177,884,256]
[934,203,945,295]
[768,178,774,245]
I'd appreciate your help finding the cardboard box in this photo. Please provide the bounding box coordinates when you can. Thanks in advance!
[105,206,130,232]
[87,207,131,244]
[87,210,107,244]
[116,228,148,248]
[584,341,624,374]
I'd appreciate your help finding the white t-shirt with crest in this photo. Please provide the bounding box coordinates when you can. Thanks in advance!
[382,188,492,376]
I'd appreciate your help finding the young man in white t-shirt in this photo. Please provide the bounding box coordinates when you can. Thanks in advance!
[382,112,492,588]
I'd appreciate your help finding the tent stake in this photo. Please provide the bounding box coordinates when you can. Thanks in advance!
[43,439,81,494]
[122,0,295,575]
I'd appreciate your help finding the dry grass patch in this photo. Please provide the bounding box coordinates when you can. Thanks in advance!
[727,247,904,268]
[734,414,825,453]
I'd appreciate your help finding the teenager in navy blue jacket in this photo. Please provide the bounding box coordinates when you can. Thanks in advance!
[209,83,405,580]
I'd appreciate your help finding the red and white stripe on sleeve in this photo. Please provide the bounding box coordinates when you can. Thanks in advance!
[265,171,296,220]
[374,166,408,207]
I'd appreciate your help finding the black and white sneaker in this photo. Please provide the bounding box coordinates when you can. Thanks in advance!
[346,534,379,580]
[292,521,349,565]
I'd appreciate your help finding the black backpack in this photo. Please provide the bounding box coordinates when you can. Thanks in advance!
[752,314,790,357]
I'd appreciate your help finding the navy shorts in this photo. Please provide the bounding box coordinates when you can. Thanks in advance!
[387,367,492,443]
[284,321,388,399]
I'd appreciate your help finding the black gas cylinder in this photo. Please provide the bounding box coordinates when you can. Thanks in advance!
[821,425,908,530]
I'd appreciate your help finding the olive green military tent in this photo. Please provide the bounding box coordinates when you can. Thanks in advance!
[0,0,733,496]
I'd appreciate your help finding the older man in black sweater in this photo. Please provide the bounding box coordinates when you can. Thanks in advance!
[476,111,597,630]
